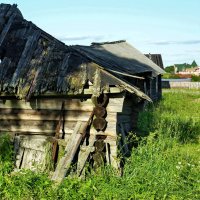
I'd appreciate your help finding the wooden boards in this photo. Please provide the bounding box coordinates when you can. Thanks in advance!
[0,93,137,176]
[0,94,127,137]
[0,97,125,112]
[52,121,84,182]
[14,135,50,171]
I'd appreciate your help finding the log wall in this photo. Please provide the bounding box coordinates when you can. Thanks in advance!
[0,95,124,136]
[0,94,131,168]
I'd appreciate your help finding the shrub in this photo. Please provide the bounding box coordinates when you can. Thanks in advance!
[191,75,200,82]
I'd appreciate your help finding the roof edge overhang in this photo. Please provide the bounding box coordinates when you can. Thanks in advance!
[71,46,152,101]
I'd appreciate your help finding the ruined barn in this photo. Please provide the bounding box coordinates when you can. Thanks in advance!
[0,4,164,181]
[144,53,164,100]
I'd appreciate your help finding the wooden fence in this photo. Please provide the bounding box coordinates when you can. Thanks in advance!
[162,81,200,89]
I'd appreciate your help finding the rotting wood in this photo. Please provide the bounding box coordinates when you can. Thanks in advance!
[93,106,106,117]
[0,13,16,46]
[109,145,119,169]
[10,29,41,88]
[14,135,50,171]
[51,121,83,182]
[92,139,106,169]
[105,143,111,165]
[0,110,131,123]
[20,148,44,170]
[0,109,93,121]
[56,53,71,91]
[0,58,12,81]
[17,135,49,152]
[14,135,20,163]
[52,109,94,181]
[52,101,65,164]
[119,123,129,155]
[105,68,145,79]
[93,117,107,131]
[0,98,126,112]
[77,134,96,176]
[0,86,124,97]
[0,120,117,137]
[26,67,41,101]
[0,3,163,175]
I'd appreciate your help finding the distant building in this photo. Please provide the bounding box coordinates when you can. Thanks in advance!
[145,54,164,69]
[178,66,200,76]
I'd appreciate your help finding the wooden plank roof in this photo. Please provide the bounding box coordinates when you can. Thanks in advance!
[0,4,162,101]
[72,41,165,77]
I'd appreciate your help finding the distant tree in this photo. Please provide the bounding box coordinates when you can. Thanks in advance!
[165,65,174,73]
[191,60,198,67]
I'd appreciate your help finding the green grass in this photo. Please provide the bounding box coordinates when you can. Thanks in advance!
[162,73,180,79]
[0,89,200,200]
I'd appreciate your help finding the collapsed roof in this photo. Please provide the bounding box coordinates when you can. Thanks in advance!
[0,4,164,101]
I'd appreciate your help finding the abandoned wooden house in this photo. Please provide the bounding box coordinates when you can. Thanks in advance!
[145,53,164,70]
[0,4,164,181]
[144,53,165,100]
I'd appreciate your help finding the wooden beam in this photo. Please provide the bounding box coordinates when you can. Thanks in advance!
[51,121,83,182]
[0,97,125,112]
[10,29,41,88]
[0,13,16,46]
[77,134,96,176]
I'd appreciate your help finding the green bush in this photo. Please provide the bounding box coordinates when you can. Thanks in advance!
[0,134,14,175]
[138,90,200,143]
[191,75,200,82]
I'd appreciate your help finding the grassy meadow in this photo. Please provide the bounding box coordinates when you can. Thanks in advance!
[0,89,200,200]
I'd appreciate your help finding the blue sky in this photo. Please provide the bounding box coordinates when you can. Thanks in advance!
[2,0,200,66]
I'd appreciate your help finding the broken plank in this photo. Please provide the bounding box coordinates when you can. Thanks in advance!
[10,30,41,87]
[77,134,96,176]
[0,13,16,46]
[51,121,83,182]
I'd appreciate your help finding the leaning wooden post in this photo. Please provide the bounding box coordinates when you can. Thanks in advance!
[51,110,94,182]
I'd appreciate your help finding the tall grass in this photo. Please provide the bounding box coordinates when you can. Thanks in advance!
[138,90,200,143]
[0,89,200,199]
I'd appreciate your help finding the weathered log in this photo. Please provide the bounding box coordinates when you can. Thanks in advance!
[52,101,65,164]
[0,109,93,121]
[93,106,106,117]
[0,98,125,112]
[52,107,94,181]
[93,117,107,131]
[0,13,16,46]
[77,134,96,176]
[51,121,83,182]
[10,29,41,88]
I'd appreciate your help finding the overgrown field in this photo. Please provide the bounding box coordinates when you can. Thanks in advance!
[0,89,200,200]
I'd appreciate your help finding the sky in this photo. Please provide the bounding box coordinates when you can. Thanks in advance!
[2,0,200,66]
